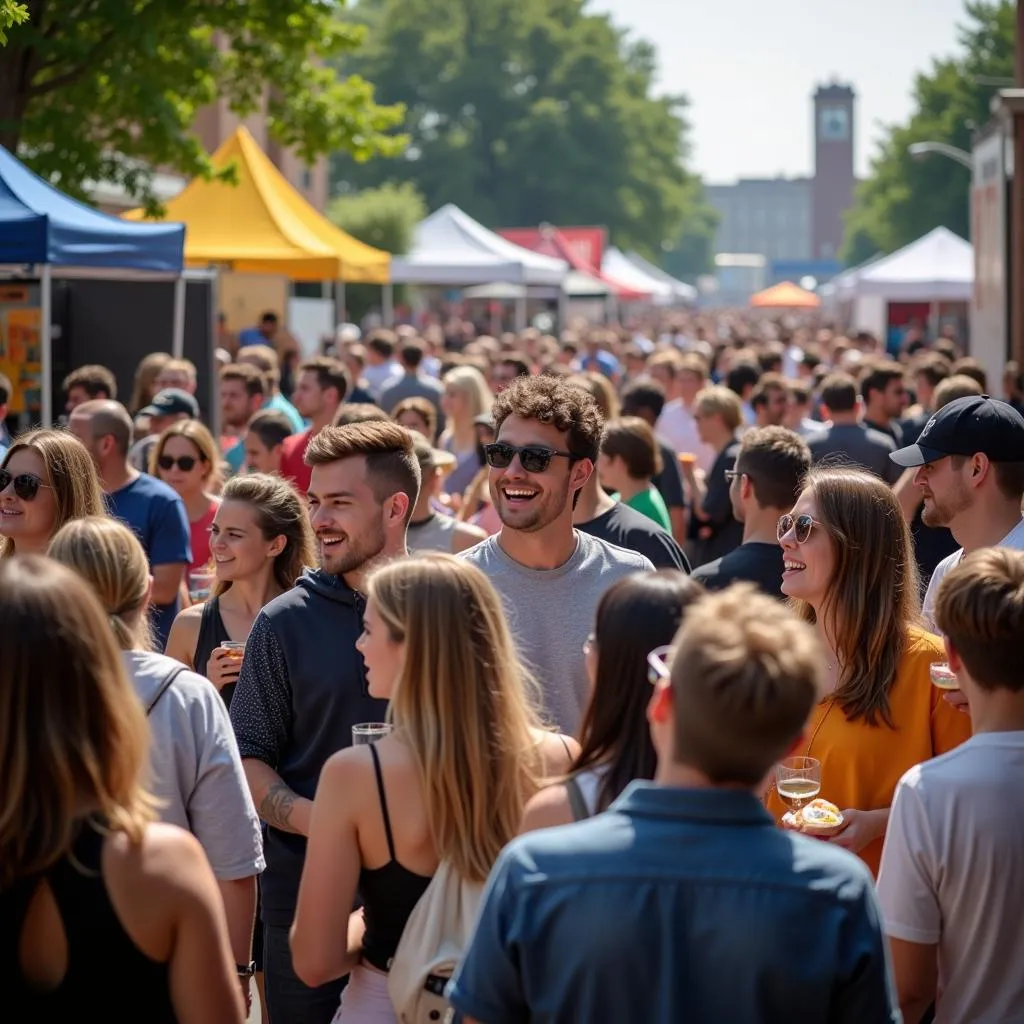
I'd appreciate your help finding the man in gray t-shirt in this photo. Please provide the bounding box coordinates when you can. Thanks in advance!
[460,376,653,734]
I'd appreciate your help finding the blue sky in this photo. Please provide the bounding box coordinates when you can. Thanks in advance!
[590,0,971,183]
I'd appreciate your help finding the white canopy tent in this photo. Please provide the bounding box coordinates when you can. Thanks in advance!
[623,251,698,303]
[602,247,681,306]
[390,204,568,286]
[852,227,973,301]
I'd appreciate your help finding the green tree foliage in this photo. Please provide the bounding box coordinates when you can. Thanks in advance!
[842,0,1014,264]
[327,181,427,255]
[0,0,406,211]
[0,1,28,44]
[333,0,714,258]
[660,182,719,279]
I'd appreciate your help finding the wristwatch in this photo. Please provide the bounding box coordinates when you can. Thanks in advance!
[236,961,256,978]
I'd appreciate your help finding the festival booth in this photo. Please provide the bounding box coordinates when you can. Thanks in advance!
[622,251,698,305]
[125,127,390,341]
[749,281,822,309]
[601,247,692,308]
[0,144,187,427]
[391,205,568,329]
[846,227,973,363]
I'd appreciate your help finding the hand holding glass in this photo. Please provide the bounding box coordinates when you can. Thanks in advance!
[775,756,822,811]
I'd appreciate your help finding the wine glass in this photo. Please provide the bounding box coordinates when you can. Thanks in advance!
[930,661,959,690]
[775,756,822,812]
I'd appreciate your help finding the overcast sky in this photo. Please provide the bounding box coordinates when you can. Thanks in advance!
[589,0,971,183]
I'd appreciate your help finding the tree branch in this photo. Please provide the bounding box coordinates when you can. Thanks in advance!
[26,26,116,98]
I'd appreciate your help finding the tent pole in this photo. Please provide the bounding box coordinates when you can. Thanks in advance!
[557,289,567,333]
[336,280,346,330]
[40,264,53,427]
[515,294,527,332]
[928,299,940,341]
[172,274,186,359]
[210,269,222,442]
[383,283,394,327]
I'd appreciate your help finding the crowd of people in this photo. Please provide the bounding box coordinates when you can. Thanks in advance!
[1,310,1023,1024]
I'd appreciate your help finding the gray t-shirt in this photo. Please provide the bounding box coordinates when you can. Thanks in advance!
[807,423,901,483]
[124,650,264,880]
[460,531,653,734]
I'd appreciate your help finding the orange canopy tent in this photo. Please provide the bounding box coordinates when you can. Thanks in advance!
[124,127,389,283]
[749,281,821,309]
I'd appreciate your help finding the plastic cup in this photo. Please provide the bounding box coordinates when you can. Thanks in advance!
[352,722,393,746]
[930,662,959,691]
[221,641,245,661]
[677,452,697,466]
[188,570,215,603]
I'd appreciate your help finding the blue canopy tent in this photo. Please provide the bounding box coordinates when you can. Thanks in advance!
[0,145,185,425]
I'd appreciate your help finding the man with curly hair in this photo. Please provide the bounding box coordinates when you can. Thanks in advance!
[460,374,652,734]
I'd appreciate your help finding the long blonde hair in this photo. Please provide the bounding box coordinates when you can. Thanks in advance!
[48,517,154,652]
[149,419,224,494]
[442,366,492,425]
[0,556,154,886]
[367,554,543,883]
[129,351,172,414]
[0,429,106,558]
[793,467,921,726]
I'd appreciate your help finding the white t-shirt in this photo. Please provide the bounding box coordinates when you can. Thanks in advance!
[923,518,1024,630]
[877,732,1024,1023]
[655,399,716,473]
[124,650,265,880]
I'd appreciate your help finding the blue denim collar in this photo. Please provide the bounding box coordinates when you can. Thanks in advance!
[611,780,774,826]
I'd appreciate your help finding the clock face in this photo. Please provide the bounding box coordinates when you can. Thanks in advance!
[819,106,850,142]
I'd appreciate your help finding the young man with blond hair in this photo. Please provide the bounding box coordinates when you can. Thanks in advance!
[878,547,1024,1023]
[450,586,898,1023]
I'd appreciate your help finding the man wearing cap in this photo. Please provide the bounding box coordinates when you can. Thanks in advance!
[890,394,1024,629]
[405,432,488,554]
[129,388,200,473]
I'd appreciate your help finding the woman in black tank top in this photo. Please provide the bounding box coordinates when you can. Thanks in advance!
[164,474,317,706]
[291,555,579,1020]
[0,556,244,1022]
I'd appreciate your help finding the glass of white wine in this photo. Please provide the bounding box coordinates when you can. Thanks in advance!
[775,756,822,812]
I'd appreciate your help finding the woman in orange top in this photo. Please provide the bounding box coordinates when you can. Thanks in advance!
[766,467,971,875]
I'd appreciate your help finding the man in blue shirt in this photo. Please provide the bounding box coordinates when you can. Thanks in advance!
[449,585,899,1024]
[69,400,190,651]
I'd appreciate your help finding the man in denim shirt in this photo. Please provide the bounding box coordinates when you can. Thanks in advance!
[448,586,900,1024]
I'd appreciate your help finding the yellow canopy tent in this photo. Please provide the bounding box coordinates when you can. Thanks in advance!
[124,127,389,283]
[749,281,821,309]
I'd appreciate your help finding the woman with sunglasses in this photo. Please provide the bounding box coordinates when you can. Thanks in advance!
[766,466,972,875]
[0,555,244,1022]
[151,421,223,574]
[291,554,576,1018]
[520,571,702,831]
[0,428,105,558]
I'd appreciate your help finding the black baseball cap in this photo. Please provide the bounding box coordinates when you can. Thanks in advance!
[140,388,200,419]
[890,394,1024,468]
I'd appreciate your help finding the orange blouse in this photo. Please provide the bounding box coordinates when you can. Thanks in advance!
[766,626,972,876]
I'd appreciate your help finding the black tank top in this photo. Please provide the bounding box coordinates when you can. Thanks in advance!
[194,596,234,706]
[359,744,433,972]
[0,820,175,1021]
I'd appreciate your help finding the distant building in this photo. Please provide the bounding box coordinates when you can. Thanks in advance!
[706,81,856,288]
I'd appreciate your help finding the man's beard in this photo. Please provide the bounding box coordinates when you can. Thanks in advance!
[921,479,972,529]
[319,517,387,577]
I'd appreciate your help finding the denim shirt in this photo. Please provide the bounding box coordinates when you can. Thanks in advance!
[448,782,899,1024]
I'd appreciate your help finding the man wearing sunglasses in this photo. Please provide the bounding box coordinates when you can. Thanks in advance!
[69,400,191,652]
[460,374,652,735]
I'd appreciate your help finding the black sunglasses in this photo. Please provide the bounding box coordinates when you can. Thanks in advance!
[0,469,51,501]
[158,454,201,472]
[482,442,578,473]
[777,513,822,544]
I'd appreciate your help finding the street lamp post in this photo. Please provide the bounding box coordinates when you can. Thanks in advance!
[907,141,973,169]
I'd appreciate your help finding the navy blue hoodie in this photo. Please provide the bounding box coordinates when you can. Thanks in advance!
[229,568,387,927]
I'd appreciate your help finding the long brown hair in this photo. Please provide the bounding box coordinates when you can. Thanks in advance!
[0,556,154,886]
[794,467,921,725]
[0,429,106,558]
[212,474,316,597]
[367,554,544,883]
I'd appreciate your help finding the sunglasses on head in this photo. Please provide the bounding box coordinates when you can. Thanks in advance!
[777,513,822,544]
[482,442,577,473]
[0,469,50,501]
[158,454,201,472]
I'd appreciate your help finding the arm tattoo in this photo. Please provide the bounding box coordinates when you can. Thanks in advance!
[260,781,300,833]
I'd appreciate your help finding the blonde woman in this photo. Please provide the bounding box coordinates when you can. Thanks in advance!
[291,554,577,1020]
[0,555,243,1023]
[439,365,492,497]
[48,518,265,1011]
[129,350,172,416]
[166,473,316,703]
[150,420,224,573]
[0,428,105,557]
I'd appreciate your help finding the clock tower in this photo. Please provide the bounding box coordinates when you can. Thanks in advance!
[812,83,856,262]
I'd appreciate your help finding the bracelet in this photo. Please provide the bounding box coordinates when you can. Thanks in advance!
[236,961,256,978]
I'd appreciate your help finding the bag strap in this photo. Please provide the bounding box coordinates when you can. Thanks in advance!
[565,776,591,822]
[146,665,186,715]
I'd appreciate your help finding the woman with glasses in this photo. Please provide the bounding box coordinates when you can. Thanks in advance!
[0,428,105,558]
[151,421,223,574]
[291,554,575,1020]
[520,571,703,830]
[766,466,971,875]
[0,555,244,1022]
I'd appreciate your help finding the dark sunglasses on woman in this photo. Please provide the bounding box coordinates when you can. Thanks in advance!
[0,469,50,501]
[776,513,821,544]
[157,454,201,472]
[482,442,577,474]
